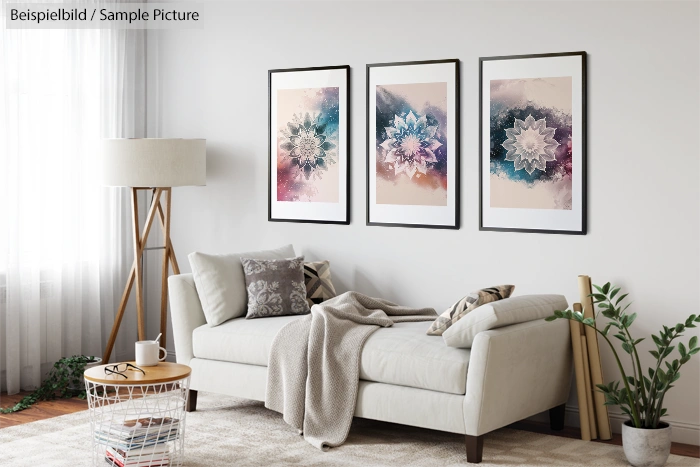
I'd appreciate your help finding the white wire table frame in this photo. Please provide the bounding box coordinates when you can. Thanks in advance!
[84,362,192,467]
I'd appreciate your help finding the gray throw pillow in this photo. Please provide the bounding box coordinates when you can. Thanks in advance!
[241,256,310,319]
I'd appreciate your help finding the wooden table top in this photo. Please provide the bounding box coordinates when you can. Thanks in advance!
[83,361,191,385]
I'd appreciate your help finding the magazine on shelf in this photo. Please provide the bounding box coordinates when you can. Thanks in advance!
[100,417,180,439]
[107,444,170,459]
[95,430,179,451]
[105,450,169,467]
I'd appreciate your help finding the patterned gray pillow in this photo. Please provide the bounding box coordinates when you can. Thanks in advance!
[240,256,310,319]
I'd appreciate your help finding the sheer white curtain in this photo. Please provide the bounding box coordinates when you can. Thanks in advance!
[0,1,145,393]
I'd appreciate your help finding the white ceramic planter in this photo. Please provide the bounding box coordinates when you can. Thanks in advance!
[622,421,672,467]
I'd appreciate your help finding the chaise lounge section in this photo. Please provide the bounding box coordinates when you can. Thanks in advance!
[169,273,572,463]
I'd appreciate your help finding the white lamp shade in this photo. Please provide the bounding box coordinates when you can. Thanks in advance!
[102,138,206,187]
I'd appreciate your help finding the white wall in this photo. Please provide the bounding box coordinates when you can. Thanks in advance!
[146,1,700,444]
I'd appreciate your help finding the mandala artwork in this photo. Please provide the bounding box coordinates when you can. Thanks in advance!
[376,82,448,206]
[280,113,336,180]
[490,77,573,210]
[502,115,560,175]
[277,87,340,203]
[381,111,442,180]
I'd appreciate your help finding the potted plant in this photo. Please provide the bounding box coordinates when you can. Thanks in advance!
[0,355,101,414]
[546,282,700,467]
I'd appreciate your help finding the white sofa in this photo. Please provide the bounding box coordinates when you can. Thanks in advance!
[169,273,572,463]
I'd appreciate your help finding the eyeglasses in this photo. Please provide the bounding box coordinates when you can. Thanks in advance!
[104,363,145,379]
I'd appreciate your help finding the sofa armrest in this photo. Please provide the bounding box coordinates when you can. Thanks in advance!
[462,318,572,436]
[169,273,207,365]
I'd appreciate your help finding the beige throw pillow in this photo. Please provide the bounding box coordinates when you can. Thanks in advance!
[426,285,515,336]
[188,244,295,326]
[442,294,569,348]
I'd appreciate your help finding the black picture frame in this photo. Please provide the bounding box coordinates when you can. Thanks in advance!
[268,65,351,225]
[366,59,460,230]
[479,51,587,235]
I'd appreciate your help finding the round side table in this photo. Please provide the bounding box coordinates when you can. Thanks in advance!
[84,362,192,467]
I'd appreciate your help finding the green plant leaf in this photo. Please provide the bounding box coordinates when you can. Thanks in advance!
[681,355,690,364]
[626,313,637,327]
[650,350,660,359]
[679,342,687,358]
[602,309,615,319]
[593,284,604,293]
[689,347,700,356]
[621,342,633,354]
[603,323,612,336]
[675,324,685,333]
[615,293,629,305]
[593,293,607,302]
[663,346,675,359]
[583,318,595,326]
[545,316,557,322]
[602,283,611,294]
[689,336,697,350]
[610,287,621,299]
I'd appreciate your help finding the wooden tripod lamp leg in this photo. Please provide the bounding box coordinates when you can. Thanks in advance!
[103,265,136,363]
[157,202,180,275]
[103,188,163,363]
[159,188,172,351]
[132,188,147,341]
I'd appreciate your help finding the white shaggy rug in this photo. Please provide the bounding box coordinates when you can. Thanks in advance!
[0,392,696,467]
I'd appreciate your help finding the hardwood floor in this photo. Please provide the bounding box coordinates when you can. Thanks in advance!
[1,391,698,459]
[0,391,87,429]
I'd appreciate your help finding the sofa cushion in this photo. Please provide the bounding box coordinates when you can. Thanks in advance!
[241,256,310,319]
[303,260,337,307]
[192,317,470,395]
[442,294,569,349]
[360,321,471,395]
[188,244,296,326]
[192,315,302,366]
[427,285,515,336]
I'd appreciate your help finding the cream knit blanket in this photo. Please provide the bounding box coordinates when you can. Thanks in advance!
[264,291,437,450]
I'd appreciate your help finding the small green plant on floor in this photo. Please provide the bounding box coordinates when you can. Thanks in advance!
[546,282,700,429]
[1,355,98,414]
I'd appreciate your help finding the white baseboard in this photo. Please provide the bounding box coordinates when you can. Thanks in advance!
[529,406,700,446]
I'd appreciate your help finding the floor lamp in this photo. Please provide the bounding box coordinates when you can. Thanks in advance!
[102,138,206,363]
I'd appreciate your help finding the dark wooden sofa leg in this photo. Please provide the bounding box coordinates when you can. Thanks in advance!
[186,389,198,412]
[465,434,484,464]
[549,403,566,431]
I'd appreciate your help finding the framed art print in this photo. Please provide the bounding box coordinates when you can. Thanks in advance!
[269,65,349,224]
[480,52,586,234]
[367,59,460,229]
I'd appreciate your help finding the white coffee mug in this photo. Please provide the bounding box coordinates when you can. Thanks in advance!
[135,340,167,367]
